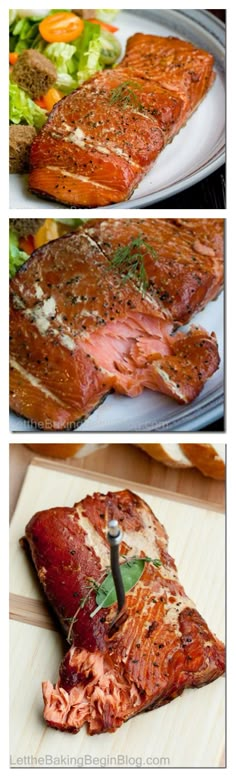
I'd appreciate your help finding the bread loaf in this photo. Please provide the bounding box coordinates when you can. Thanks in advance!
[136,444,225,480]
[180,444,225,480]
[137,444,192,468]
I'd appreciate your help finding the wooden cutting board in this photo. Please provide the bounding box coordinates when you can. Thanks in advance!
[10,459,225,768]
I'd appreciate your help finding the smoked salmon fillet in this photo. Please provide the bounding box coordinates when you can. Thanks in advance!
[9,221,221,430]
[29,33,215,206]
[24,489,225,735]
[82,218,224,324]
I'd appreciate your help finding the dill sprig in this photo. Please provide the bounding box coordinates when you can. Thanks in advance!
[109,235,157,292]
[109,80,142,109]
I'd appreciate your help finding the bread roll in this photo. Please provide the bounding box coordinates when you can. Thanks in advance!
[180,444,225,480]
[136,444,192,468]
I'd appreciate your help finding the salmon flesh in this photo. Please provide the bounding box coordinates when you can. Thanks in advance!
[29,34,215,206]
[9,219,223,430]
[25,489,225,735]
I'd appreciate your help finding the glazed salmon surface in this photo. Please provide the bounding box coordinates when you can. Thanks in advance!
[82,219,223,323]
[29,33,215,206]
[10,220,222,430]
[121,34,215,117]
[25,490,225,735]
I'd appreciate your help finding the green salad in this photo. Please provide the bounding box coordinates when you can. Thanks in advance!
[9,9,121,129]
[9,219,86,277]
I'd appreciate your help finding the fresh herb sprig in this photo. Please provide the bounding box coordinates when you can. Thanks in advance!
[109,80,142,109]
[90,555,161,618]
[66,577,100,643]
[109,235,157,292]
[66,555,161,639]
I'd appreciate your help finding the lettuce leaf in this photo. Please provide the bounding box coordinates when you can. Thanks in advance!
[44,42,77,73]
[9,230,29,278]
[9,82,47,129]
[72,21,103,86]
[76,37,103,86]
[44,22,104,90]
[44,42,77,91]
[9,10,17,25]
[96,10,120,22]
[9,17,44,53]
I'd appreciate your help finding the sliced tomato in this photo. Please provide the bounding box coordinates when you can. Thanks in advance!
[39,12,84,43]
[88,18,119,33]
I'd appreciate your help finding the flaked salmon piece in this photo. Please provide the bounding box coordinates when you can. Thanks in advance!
[82,218,224,324]
[10,225,221,429]
[29,33,215,207]
[24,489,225,735]
[150,327,219,403]
[81,319,219,400]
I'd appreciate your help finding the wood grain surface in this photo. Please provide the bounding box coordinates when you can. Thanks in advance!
[10,444,225,519]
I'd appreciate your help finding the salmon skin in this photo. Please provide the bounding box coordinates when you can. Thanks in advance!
[29,33,215,207]
[9,220,222,430]
[24,490,225,735]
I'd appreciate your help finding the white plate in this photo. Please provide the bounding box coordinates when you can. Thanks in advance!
[10,291,224,432]
[9,9,225,210]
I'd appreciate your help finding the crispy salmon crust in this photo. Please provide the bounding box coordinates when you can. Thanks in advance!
[29,33,215,207]
[25,489,225,735]
[9,221,222,429]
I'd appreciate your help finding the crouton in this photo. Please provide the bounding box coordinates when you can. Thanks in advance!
[9,124,36,174]
[12,50,57,99]
[74,10,96,19]
[10,219,45,237]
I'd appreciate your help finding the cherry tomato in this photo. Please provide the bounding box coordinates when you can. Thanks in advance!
[39,12,84,43]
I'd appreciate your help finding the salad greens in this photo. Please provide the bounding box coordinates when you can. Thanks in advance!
[9,230,29,278]
[9,11,121,130]
[9,12,121,90]
[44,41,78,92]
[44,21,108,90]
[9,219,87,277]
[96,10,121,22]
[9,82,47,128]
[10,16,46,53]
[55,218,86,226]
